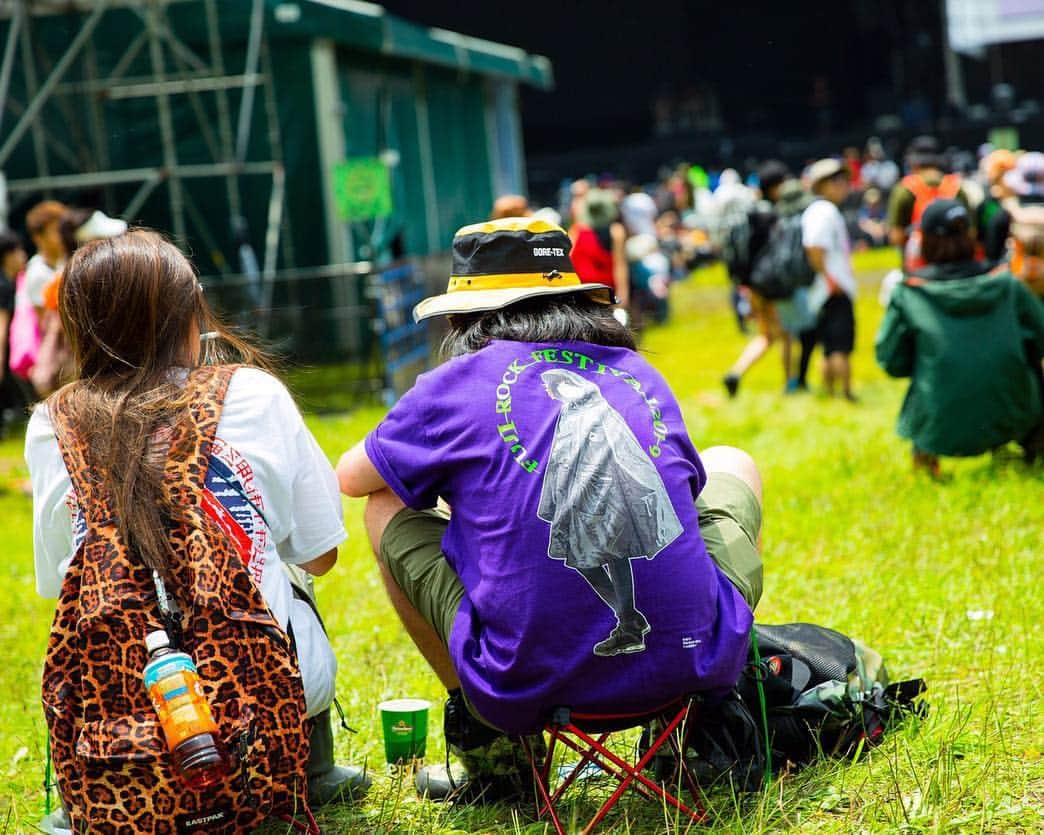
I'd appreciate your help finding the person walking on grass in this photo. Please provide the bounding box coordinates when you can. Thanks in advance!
[802,158,858,401]
[722,160,791,397]
[338,216,763,805]
[875,199,1044,476]
[26,230,367,834]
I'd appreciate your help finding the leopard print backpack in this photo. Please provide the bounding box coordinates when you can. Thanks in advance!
[44,365,317,834]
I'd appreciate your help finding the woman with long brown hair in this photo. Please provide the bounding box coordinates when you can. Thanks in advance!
[26,230,367,831]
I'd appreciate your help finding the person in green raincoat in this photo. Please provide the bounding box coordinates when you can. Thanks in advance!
[875,199,1044,475]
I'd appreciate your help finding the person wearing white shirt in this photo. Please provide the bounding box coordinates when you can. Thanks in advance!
[802,159,858,401]
[24,201,67,311]
[26,231,368,832]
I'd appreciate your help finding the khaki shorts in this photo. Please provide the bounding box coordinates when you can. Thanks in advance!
[380,471,763,647]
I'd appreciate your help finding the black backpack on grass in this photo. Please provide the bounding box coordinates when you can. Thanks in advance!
[643,623,927,790]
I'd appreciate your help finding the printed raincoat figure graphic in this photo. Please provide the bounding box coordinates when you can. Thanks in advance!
[537,369,683,656]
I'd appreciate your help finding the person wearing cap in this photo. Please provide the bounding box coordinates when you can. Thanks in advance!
[1002,151,1044,297]
[886,136,972,267]
[802,158,858,401]
[876,199,1044,475]
[39,209,130,313]
[337,217,763,804]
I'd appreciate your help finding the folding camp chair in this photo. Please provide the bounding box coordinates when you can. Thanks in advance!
[519,698,706,835]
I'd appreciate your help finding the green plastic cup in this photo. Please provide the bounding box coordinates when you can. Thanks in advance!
[378,698,431,764]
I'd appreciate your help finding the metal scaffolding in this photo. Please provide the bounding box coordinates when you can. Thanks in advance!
[0,0,442,405]
[0,0,287,305]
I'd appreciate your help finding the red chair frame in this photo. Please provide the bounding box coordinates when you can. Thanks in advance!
[519,699,706,835]
[277,811,320,834]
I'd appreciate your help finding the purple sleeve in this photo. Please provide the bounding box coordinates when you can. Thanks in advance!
[364,377,446,510]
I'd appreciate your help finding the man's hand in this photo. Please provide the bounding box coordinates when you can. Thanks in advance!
[805,245,840,295]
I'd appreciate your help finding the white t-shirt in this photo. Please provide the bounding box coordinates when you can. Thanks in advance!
[25,367,345,717]
[24,253,61,308]
[801,198,857,311]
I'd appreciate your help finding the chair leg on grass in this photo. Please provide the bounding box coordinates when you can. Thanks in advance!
[548,732,613,805]
[573,714,702,834]
[665,717,705,815]
[520,734,564,835]
[277,802,321,834]
[523,705,706,834]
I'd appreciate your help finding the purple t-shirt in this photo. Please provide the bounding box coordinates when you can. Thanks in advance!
[365,340,752,734]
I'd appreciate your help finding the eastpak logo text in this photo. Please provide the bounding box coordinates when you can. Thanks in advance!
[185,812,227,826]
[176,806,233,833]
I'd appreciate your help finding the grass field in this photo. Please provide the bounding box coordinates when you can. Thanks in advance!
[1,252,1041,834]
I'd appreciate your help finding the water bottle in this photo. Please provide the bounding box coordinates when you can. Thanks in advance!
[143,629,229,788]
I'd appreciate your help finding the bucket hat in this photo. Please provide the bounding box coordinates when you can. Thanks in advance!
[412,217,613,322]
[1003,151,1044,198]
[805,158,847,189]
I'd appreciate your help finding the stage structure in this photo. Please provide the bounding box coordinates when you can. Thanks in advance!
[0,0,552,402]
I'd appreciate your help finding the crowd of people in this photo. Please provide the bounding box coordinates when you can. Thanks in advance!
[507,134,1044,474]
[5,131,1042,834]
[702,135,1043,473]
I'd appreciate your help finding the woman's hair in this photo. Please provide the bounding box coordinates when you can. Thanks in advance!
[26,200,66,236]
[50,229,273,584]
[921,221,976,264]
[441,293,636,358]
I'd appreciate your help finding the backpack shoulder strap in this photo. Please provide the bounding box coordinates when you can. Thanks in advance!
[50,394,111,527]
[163,364,239,494]
[903,175,940,224]
[163,366,283,631]
[901,174,932,202]
[939,174,961,200]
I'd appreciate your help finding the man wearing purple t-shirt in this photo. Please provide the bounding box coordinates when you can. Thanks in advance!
[338,217,764,804]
